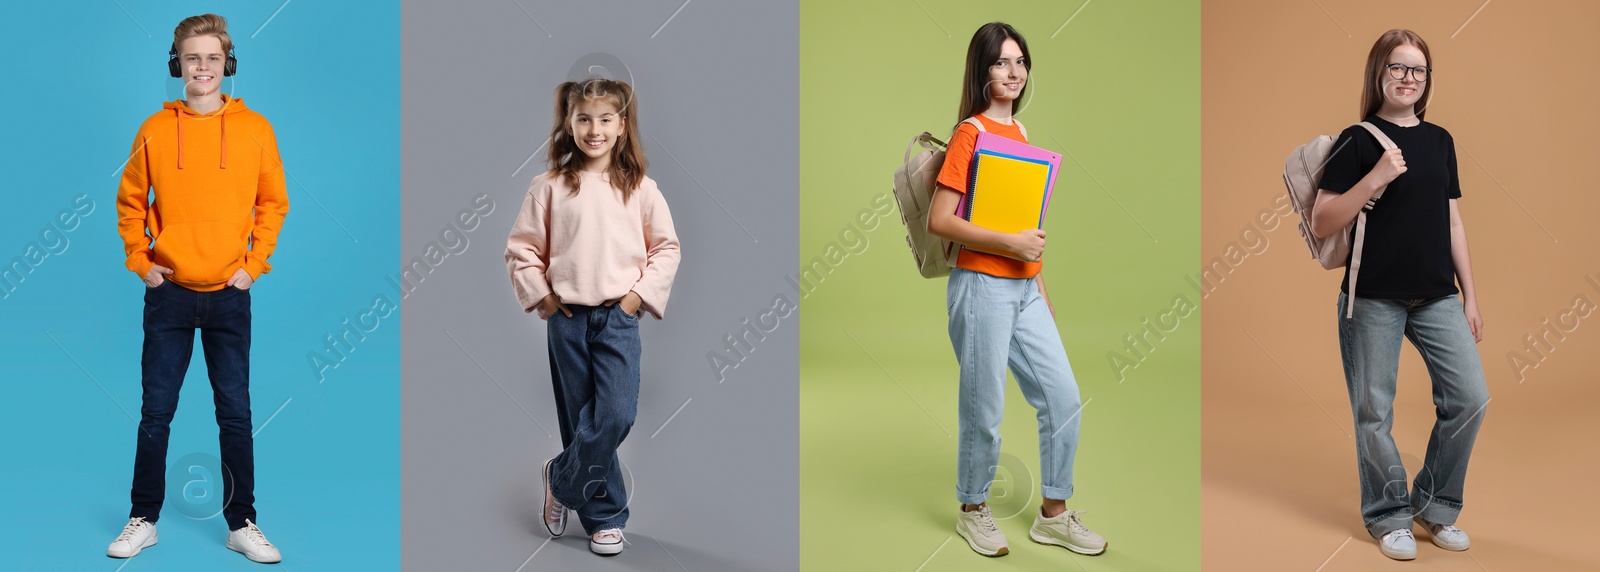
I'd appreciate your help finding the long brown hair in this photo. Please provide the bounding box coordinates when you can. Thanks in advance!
[548,78,647,200]
[1360,29,1433,121]
[956,22,1031,125]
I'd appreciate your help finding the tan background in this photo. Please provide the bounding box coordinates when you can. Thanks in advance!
[1202,1,1600,570]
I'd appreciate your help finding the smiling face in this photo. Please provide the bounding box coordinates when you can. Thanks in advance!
[177,35,226,99]
[1381,43,1428,114]
[568,98,626,167]
[987,38,1028,104]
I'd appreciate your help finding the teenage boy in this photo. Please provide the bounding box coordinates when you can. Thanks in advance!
[106,13,288,564]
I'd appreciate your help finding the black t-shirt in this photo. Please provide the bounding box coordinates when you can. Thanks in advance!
[1317,115,1461,299]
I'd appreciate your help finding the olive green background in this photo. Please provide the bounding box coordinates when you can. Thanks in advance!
[799,1,1200,570]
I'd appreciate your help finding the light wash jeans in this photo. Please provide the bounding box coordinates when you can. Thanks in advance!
[947,268,1082,505]
[1337,293,1489,539]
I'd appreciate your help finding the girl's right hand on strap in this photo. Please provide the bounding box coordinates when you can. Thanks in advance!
[1371,148,1407,186]
[535,293,573,320]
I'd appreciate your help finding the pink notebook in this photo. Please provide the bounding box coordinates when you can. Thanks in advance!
[954,131,1062,220]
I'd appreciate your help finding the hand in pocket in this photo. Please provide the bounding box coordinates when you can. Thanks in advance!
[144,264,173,288]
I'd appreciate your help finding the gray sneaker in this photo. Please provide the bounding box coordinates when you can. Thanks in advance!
[1415,516,1470,551]
[543,459,567,537]
[955,504,1009,556]
[1379,528,1418,560]
[1029,508,1106,555]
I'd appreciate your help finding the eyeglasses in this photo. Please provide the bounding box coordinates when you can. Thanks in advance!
[1385,63,1430,82]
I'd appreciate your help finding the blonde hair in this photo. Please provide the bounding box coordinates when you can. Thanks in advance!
[173,14,233,54]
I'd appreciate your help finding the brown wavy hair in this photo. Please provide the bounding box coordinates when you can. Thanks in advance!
[1360,29,1432,121]
[956,22,1031,125]
[174,13,233,53]
[548,78,647,200]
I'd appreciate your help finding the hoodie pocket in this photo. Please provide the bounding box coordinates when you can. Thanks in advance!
[152,220,247,285]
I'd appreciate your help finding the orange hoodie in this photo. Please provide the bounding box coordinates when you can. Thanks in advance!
[116,95,289,291]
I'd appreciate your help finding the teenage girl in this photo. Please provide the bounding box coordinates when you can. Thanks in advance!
[925,22,1107,558]
[505,78,681,556]
[1311,29,1488,562]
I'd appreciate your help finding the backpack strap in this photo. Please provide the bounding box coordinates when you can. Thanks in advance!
[960,116,1027,140]
[1353,122,1397,208]
[1346,209,1371,319]
[1353,121,1397,149]
[903,131,947,165]
[1343,121,1399,319]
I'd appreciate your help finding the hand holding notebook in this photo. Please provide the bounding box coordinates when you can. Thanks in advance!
[956,132,1061,258]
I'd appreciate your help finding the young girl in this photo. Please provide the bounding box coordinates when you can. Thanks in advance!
[1311,29,1488,562]
[925,22,1106,558]
[505,78,680,556]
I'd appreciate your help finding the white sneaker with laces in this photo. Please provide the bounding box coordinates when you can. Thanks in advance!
[226,519,282,563]
[1030,507,1107,555]
[955,504,1009,557]
[543,458,567,537]
[1379,528,1417,560]
[1415,516,1470,551]
[106,517,157,558]
[590,527,625,555]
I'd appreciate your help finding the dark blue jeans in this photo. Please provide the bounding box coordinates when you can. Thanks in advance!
[546,304,641,534]
[130,281,257,531]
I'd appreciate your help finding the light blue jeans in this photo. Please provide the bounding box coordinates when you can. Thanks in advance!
[1337,293,1489,539]
[947,267,1082,505]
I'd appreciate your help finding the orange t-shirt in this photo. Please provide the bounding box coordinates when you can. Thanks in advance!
[934,114,1042,279]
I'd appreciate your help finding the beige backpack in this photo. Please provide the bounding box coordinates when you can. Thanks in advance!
[892,118,1027,278]
[1284,122,1395,318]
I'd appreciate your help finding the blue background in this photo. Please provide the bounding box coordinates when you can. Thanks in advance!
[0,1,400,570]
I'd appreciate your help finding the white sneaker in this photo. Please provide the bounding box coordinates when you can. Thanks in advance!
[1415,516,1470,551]
[955,504,1009,557]
[1379,528,1417,561]
[106,517,157,558]
[543,458,567,537]
[590,528,624,555]
[1029,507,1107,555]
[226,519,282,563]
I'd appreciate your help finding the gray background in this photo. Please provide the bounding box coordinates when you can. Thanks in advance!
[400,1,798,570]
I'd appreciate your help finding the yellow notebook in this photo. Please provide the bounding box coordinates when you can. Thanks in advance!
[963,152,1050,256]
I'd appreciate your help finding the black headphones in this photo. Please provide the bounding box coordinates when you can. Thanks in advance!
[168,43,237,78]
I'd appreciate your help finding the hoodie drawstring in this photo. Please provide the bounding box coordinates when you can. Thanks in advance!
[175,107,184,170]
[173,101,228,170]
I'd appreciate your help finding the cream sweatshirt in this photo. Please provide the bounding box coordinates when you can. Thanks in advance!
[506,170,681,319]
